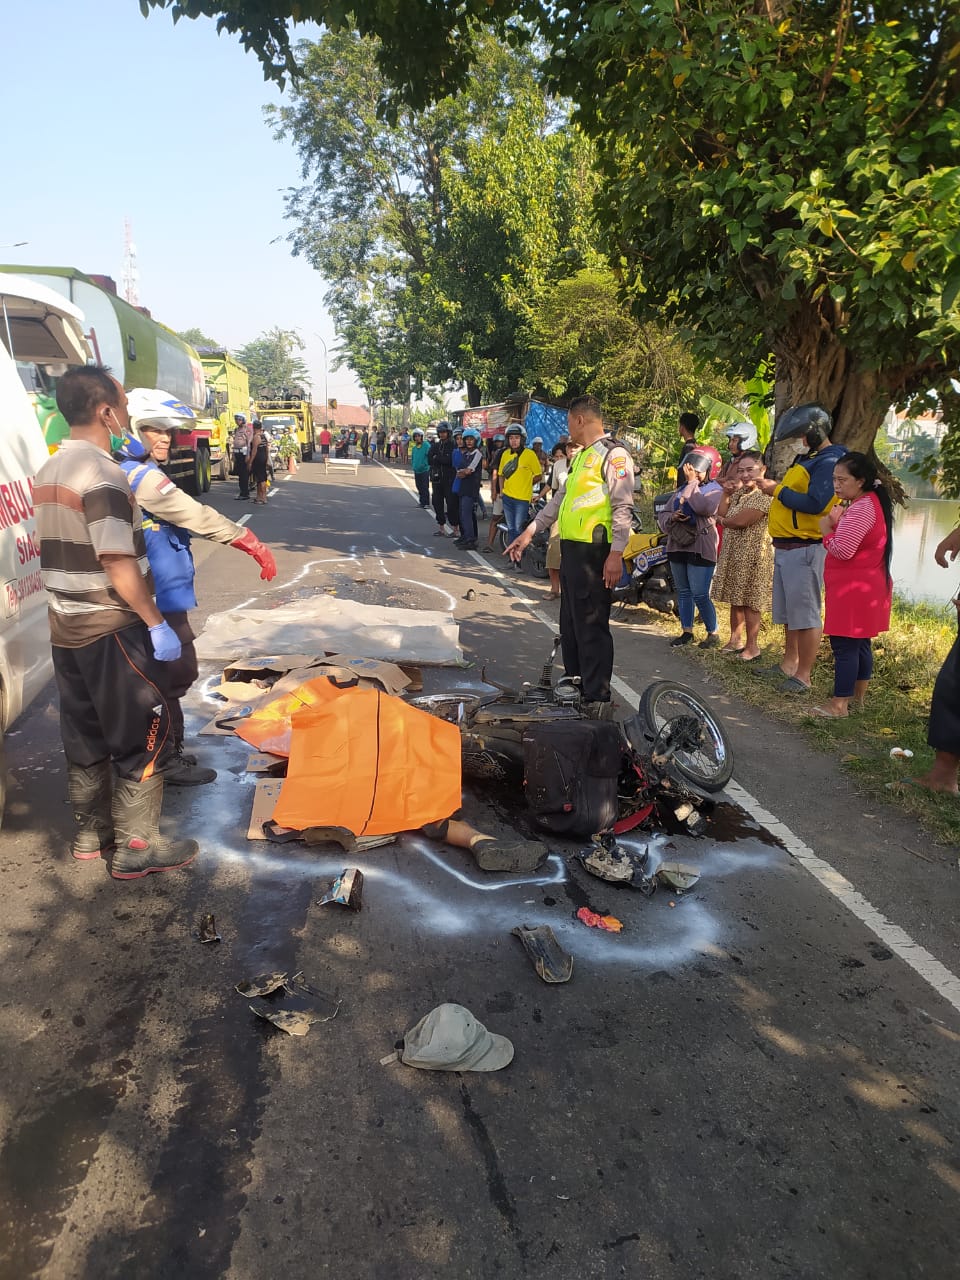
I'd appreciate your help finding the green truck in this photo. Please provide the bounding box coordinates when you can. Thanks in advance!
[254,396,316,460]
[197,349,251,481]
[0,265,215,494]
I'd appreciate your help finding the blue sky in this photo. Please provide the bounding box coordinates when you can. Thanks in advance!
[0,0,364,403]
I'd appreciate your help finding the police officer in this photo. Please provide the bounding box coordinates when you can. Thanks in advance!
[505,395,634,717]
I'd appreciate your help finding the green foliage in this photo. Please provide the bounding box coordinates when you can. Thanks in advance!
[268,29,598,404]
[177,326,222,351]
[548,1,960,457]
[234,326,309,397]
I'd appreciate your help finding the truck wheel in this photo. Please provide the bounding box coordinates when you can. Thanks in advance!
[216,453,228,482]
[302,440,314,461]
[200,444,212,492]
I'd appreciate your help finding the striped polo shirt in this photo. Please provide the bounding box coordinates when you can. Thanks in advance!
[35,439,154,647]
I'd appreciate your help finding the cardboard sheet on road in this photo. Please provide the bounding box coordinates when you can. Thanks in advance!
[195,597,462,665]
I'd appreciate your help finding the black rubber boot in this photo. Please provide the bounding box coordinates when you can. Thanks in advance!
[163,746,216,786]
[67,760,114,861]
[110,775,199,880]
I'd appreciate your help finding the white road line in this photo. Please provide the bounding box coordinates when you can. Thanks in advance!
[370,463,960,1017]
[236,514,252,528]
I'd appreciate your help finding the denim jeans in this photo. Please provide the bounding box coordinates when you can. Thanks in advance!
[670,557,717,633]
[829,635,873,697]
[502,494,529,543]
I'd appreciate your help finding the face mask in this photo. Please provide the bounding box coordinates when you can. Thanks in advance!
[109,432,127,453]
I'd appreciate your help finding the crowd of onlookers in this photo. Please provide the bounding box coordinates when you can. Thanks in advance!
[658,405,895,721]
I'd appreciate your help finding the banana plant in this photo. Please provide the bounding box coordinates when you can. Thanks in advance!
[700,361,774,448]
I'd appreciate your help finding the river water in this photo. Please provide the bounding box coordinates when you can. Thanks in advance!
[891,498,960,605]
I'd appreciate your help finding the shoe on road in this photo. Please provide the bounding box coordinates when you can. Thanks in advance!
[164,753,217,786]
[670,633,695,647]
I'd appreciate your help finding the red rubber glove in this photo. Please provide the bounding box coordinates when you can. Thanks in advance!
[231,528,277,580]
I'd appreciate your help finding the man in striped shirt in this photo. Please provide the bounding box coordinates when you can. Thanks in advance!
[35,367,198,879]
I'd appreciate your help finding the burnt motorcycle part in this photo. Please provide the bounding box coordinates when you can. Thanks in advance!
[654,861,701,894]
[578,831,650,885]
[236,971,288,997]
[511,924,573,983]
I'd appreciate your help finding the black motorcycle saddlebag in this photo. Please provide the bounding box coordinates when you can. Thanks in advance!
[522,720,622,836]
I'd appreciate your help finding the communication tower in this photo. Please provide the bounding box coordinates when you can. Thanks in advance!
[122,217,140,307]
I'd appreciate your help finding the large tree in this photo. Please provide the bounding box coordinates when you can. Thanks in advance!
[147,0,960,478]
[235,326,310,397]
[267,29,597,404]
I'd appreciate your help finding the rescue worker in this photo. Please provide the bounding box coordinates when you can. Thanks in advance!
[35,367,197,879]
[118,389,278,784]
[428,421,459,536]
[505,395,634,718]
[232,413,253,500]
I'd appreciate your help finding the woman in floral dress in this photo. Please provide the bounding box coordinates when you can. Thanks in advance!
[712,453,774,661]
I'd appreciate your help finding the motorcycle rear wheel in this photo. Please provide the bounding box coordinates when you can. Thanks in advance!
[638,680,734,792]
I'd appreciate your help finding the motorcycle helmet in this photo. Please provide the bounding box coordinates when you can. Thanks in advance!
[723,421,758,451]
[127,387,196,433]
[437,421,451,434]
[684,448,720,480]
[774,403,832,448]
[233,413,246,425]
[462,429,479,444]
[412,427,424,439]
[505,422,523,441]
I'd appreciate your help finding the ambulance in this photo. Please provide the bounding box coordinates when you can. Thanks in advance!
[0,274,90,821]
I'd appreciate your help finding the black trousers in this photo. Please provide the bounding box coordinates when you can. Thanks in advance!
[53,623,175,781]
[432,473,457,526]
[236,453,249,496]
[558,539,614,703]
[414,471,431,507]
[160,611,199,745]
[929,630,960,755]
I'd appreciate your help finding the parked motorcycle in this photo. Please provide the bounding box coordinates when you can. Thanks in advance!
[612,492,676,615]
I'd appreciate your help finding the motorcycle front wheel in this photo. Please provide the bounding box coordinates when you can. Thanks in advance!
[638,680,734,792]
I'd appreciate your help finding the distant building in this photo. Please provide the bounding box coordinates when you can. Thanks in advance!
[314,402,372,431]
[885,407,945,461]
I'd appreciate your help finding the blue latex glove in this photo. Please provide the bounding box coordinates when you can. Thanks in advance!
[148,621,182,662]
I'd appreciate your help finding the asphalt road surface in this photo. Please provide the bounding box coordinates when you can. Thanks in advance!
[1,458,957,1280]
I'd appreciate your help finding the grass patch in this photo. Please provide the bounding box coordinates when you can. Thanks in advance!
[635,592,960,847]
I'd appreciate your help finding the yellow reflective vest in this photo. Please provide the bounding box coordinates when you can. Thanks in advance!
[558,441,613,543]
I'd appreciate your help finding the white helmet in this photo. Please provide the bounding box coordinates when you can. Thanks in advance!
[127,387,196,432]
[724,421,758,450]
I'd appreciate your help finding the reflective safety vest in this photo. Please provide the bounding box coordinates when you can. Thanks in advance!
[119,459,197,613]
[558,439,614,543]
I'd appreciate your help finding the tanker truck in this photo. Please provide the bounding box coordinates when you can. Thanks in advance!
[0,265,215,495]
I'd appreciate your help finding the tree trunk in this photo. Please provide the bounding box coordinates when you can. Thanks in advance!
[768,295,890,480]
[466,380,482,407]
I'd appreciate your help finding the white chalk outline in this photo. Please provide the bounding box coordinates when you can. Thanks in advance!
[376,458,960,1018]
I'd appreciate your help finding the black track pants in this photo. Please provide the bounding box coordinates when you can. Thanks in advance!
[558,539,614,704]
[159,611,199,745]
[53,623,175,781]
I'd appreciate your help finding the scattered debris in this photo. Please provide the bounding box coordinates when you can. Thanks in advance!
[317,868,365,911]
[889,747,914,759]
[578,833,701,896]
[246,752,287,775]
[385,1003,514,1071]
[197,913,221,944]
[248,1000,319,1036]
[302,826,396,853]
[576,907,623,933]
[464,588,477,601]
[236,972,288,997]
[511,925,573,983]
[247,779,287,841]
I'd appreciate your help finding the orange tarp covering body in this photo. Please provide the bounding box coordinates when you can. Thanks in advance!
[271,683,462,836]
[233,677,345,757]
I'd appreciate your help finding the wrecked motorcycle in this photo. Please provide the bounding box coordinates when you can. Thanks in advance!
[411,637,734,837]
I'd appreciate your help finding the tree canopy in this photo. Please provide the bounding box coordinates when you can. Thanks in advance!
[234,326,310,397]
[147,0,960,480]
[177,326,222,350]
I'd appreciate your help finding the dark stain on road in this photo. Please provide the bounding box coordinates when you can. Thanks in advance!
[458,1082,527,1266]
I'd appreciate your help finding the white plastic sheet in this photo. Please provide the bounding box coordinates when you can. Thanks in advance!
[195,596,463,666]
